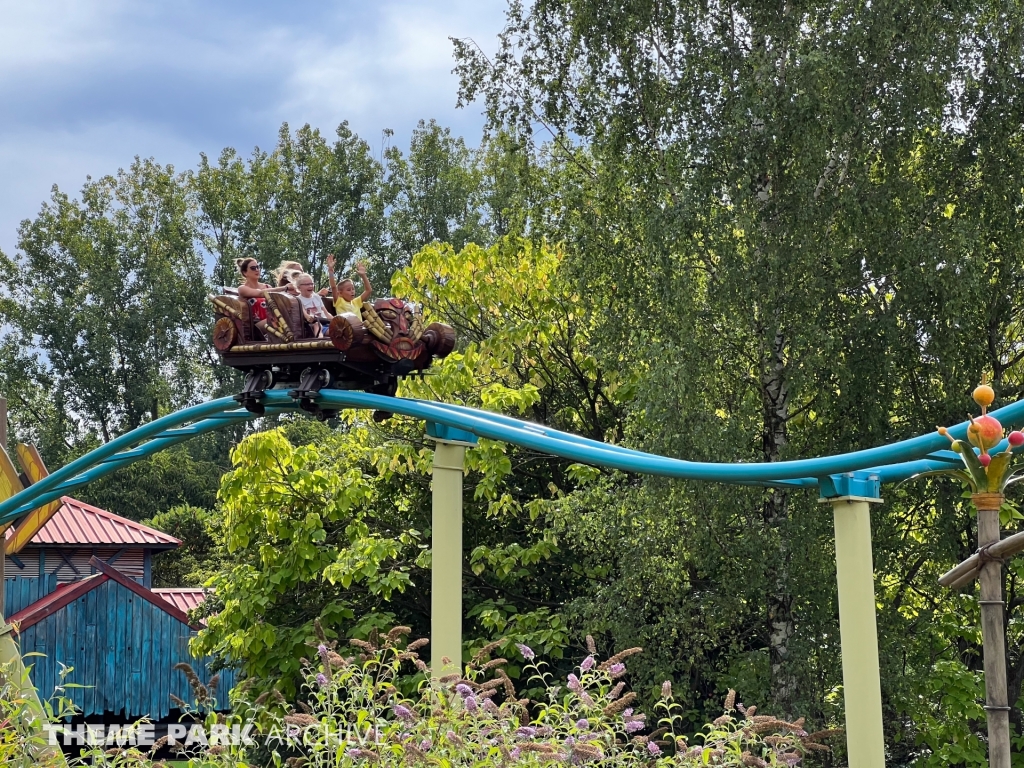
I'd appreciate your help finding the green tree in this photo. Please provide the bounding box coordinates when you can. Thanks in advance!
[384,119,487,269]
[1,158,212,442]
[145,503,223,588]
[275,122,386,281]
[453,0,1024,750]
[0,159,238,521]
[193,122,387,292]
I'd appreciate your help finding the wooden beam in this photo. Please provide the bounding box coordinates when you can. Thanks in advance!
[56,549,80,577]
[0,447,26,536]
[940,528,1024,588]
[7,445,62,555]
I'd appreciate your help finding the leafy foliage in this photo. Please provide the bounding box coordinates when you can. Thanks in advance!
[451,0,1024,755]
[190,428,418,688]
[146,504,224,588]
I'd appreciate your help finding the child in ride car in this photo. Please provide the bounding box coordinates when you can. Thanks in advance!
[294,272,333,337]
[275,260,333,298]
[327,254,373,316]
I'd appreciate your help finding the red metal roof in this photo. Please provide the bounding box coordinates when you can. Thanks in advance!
[4,497,180,548]
[8,557,198,631]
[153,588,208,615]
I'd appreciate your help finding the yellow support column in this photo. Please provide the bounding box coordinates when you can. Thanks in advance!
[427,423,477,677]
[823,473,885,768]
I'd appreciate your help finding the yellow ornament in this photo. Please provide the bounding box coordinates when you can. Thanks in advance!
[973,383,995,408]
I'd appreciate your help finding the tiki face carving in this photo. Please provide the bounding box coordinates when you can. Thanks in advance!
[362,298,426,362]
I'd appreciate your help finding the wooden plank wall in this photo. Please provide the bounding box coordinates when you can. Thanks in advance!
[15,578,234,719]
[4,575,58,616]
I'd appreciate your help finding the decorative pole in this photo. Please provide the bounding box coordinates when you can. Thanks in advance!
[930,376,1024,768]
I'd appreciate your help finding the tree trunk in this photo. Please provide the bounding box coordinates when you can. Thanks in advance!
[974,491,1011,768]
[761,327,795,711]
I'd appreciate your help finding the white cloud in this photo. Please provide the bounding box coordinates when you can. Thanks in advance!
[276,1,498,131]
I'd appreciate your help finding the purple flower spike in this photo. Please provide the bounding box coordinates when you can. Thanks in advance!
[456,683,473,697]
[576,718,589,729]
[647,741,662,756]
[317,643,329,660]
[625,720,644,733]
[567,673,582,692]
[609,663,626,677]
[316,673,328,687]
[580,655,595,671]
[394,704,414,721]
[465,695,479,712]
[516,643,535,660]
[420,739,432,751]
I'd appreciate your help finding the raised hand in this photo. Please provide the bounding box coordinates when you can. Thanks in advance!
[355,260,367,276]
[326,253,336,272]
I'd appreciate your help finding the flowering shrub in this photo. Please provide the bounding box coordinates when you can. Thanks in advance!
[3,626,837,767]
[233,624,837,767]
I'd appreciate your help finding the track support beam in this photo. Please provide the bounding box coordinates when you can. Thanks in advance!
[427,423,477,676]
[822,472,885,768]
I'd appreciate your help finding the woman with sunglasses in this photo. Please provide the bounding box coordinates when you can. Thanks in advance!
[235,258,292,336]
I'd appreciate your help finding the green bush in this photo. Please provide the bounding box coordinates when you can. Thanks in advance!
[220,625,835,767]
[3,628,836,767]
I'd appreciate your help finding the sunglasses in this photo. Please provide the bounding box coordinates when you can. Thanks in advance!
[247,264,260,272]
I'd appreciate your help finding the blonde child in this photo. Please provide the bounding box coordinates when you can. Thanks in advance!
[275,260,332,297]
[294,272,333,336]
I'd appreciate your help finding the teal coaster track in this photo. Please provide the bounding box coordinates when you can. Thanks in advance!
[1,387,1023,527]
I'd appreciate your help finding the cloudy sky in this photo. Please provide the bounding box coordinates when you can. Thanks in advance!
[0,0,507,256]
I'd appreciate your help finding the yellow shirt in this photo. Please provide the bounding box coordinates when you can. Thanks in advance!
[335,295,363,316]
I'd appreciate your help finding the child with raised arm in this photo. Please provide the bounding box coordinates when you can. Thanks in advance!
[327,254,372,316]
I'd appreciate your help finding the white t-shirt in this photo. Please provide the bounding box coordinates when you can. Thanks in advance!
[299,293,329,318]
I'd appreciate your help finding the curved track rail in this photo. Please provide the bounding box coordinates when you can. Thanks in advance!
[0,388,1021,527]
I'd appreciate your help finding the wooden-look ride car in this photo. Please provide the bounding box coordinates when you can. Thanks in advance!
[209,289,455,419]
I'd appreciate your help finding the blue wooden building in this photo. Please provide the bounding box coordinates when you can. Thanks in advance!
[4,497,234,718]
